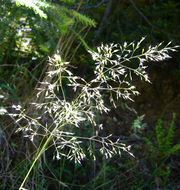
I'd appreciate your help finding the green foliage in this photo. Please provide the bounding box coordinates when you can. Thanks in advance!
[0,0,96,101]
[144,113,179,160]
[72,10,96,27]
[92,0,180,50]
[142,114,180,188]
[14,0,49,18]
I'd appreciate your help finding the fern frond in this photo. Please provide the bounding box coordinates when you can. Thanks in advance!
[48,5,75,34]
[52,5,96,27]
[72,10,96,27]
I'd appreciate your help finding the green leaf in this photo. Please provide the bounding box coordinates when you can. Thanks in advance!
[14,0,49,19]
[39,44,50,53]
[165,144,180,157]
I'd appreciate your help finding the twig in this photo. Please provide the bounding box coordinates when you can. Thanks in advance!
[79,0,107,10]
[128,0,171,37]
[56,0,107,10]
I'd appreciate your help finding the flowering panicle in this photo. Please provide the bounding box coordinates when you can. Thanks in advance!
[12,38,179,163]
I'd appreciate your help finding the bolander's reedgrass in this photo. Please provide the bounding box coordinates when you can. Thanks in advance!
[11,37,179,189]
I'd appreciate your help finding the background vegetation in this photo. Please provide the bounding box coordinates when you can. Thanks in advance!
[0,0,180,189]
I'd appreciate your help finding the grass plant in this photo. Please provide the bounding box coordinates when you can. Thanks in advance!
[8,38,179,189]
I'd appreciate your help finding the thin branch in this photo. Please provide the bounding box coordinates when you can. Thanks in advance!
[79,0,107,10]
[58,0,107,10]
[128,0,171,37]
